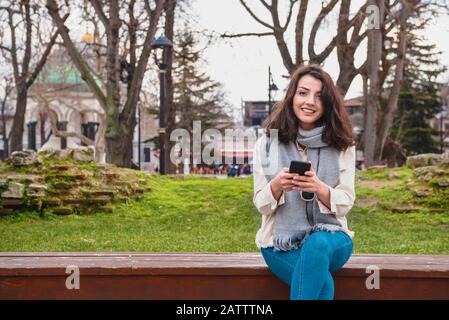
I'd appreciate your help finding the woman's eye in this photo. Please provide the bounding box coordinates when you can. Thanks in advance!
[297,91,307,96]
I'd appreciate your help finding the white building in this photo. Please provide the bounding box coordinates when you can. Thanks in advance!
[1,46,160,170]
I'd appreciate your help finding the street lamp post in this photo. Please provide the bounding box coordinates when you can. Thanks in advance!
[268,66,278,116]
[151,35,173,175]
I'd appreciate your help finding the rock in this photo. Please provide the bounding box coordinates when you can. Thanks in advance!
[52,207,73,215]
[407,154,442,168]
[388,171,401,179]
[72,146,95,162]
[414,188,434,197]
[1,199,23,206]
[59,149,73,161]
[27,183,48,197]
[438,179,449,187]
[7,175,40,183]
[42,198,62,207]
[2,182,25,198]
[82,190,116,199]
[421,172,434,182]
[10,150,42,167]
[39,149,60,159]
[62,196,110,206]
[413,166,436,177]
[50,165,72,171]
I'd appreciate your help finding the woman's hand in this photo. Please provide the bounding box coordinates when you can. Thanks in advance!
[292,165,331,208]
[270,168,299,201]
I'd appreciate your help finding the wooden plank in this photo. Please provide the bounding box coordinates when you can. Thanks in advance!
[0,253,448,275]
[0,253,448,300]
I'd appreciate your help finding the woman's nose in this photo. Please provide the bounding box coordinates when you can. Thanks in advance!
[306,95,316,105]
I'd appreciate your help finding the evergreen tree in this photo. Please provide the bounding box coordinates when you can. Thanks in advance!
[173,27,234,134]
[390,16,447,155]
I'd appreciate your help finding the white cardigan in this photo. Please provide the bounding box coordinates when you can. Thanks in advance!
[253,137,356,249]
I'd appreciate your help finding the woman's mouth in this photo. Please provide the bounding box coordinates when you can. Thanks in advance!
[301,107,316,115]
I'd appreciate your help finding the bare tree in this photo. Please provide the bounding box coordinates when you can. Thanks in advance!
[363,0,384,167]
[364,0,430,165]
[0,0,67,153]
[0,78,13,160]
[45,0,165,167]
[224,0,370,96]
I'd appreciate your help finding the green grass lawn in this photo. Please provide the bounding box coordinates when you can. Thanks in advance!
[1,169,448,254]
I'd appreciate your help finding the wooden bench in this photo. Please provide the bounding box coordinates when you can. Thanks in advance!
[0,253,448,300]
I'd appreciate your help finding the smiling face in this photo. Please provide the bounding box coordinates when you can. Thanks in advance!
[292,75,324,130]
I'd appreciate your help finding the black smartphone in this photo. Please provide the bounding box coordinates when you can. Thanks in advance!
[289,160,311,176]
[289,160,314,200]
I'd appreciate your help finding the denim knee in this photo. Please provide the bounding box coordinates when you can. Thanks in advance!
[303,232,332,254]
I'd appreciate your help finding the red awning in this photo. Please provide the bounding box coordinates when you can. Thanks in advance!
[219,150,253,158]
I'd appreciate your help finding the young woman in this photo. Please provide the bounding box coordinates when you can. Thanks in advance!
[253,64,356,300]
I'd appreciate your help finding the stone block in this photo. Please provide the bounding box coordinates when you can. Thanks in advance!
[2,182,25,199]
[407,154,442,168]
[42,198,62,207]
[49,165,72,171]
[1,199,23,206]
[27,183,48,197]
[52,207,73,215]
[7,175,40,183]
[10,150,42,167]
[83,190,115,199]
[414,188,434,197]
[72,146,95,162]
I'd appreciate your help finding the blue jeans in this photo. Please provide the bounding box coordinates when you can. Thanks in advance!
[261,230,353,300]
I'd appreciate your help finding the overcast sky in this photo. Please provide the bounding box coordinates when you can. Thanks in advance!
[191,0,449,123]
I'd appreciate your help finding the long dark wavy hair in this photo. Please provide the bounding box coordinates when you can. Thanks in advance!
[264,64,355,152]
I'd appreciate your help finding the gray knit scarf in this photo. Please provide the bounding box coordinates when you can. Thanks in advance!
[262,126,342,251]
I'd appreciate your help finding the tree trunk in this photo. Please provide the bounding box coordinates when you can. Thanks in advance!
[9,85,28,152]
[105,121,134,167]
[375,1,411,162]
[363,0,384,167]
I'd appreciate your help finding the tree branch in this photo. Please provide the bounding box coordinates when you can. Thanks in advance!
[0,45,11,52]
[295,0,309,66]
[221,32,274,38]
[239,0,274,30]
[89,0,110,30]
[308,0,339,63]
[26,13,69,88]
[46,0,107,110]
[121,0,165,121]
[283,0,299,31]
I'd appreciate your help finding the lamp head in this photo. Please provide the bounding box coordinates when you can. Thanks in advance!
[151,35,173,49]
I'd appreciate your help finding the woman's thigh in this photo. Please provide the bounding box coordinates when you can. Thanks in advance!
[261,231,353,283]
[260,246,302,285]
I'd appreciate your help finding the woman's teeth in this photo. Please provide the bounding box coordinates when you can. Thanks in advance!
[301,108,316,114]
